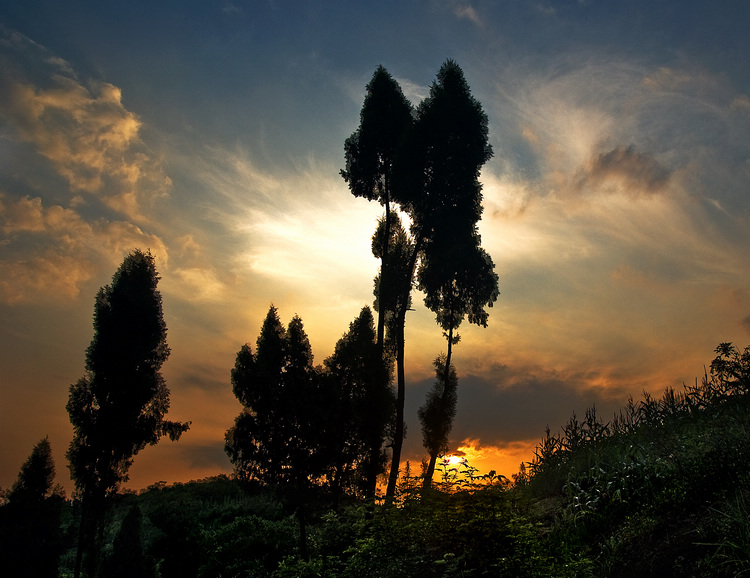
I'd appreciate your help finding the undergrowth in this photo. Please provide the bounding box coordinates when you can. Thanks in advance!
[42,342,750,576]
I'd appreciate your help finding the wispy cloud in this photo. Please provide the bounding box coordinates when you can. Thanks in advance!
[452,2,483,28]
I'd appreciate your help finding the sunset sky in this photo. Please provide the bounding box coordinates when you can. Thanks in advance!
[1,1,749,494]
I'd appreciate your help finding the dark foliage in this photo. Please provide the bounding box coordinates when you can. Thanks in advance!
[226,307,335,558]
[46,342,750,577]
[102,505,153,578]
[342,65,415,500]
[66,249,189,576]
[418,355,458,460]
[522,342,750,576]
[345,59,499,497]
[225,307,326,487]
[0,437,65,578]
[323,306,395,501]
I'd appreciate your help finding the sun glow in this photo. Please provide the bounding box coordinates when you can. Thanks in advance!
[444,453,466,466]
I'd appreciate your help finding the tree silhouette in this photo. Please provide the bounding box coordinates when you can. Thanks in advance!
[102,505,153,578]
[372,213,420,497]
[225,306,325,558]
[396,60,499,487]
[67,249,190,578]
[345,60,499,495]
[0,437,64,578]
[342,66,415,498]
[323,306,395,502]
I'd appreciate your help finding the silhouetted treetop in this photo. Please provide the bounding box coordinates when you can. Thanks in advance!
[341,65,414,203]
[8,436,57,504]
[419,356,459,458]
[394,59,493,237]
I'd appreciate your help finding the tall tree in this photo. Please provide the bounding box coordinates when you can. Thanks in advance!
[67,249,190,578]
[0,437,64,578]
[324,306,395,502]
[396,60,499,487]
[345,60,499,496]
[342,66,417,500]
[342,68,415,500]
[225,306,324,558]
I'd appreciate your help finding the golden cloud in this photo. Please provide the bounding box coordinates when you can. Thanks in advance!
[0,195,167,304]
[0,35,171,223]
[0,251,96,304]
[167,267,227,303]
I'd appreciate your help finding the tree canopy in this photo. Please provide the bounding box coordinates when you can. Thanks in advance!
[0,437,64,578]
[324,306,395,500]
[67,249,189,577]
[225,306,325,487]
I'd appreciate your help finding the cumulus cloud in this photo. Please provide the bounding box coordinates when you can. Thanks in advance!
[0,194,166,304]
[0,28,171,222]
[0,29,174,306]
[0,252,96,304]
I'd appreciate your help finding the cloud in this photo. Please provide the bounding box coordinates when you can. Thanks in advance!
[0,194,166,304]
[573,145,671,197]
[730,94,750,114]
[0,28,171,222]
[0,29,174,306]
[222,2,242,16]
[399,363,634,476]
[183,144,380,295]
[395,76,429,106]
[0,251,95,304]
[177,442,232,470]
[452,3,483,27]
[170,267,227,303]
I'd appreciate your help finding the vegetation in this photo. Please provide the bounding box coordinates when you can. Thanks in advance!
[418,355,459,487]
[343,59,499,497]
[4,342,750,576]
[66,249,190,577]
[0,437,65,577]
[3,61,748,576]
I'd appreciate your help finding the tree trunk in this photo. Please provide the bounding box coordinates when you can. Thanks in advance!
[73,495,88,578]
[296,505,308,561]
[376,193,391,352]
[385,237,422,499]
[423,453,439,489]
[385,305,406,500]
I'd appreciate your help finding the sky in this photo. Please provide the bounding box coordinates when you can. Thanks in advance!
[1,0,749,494]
